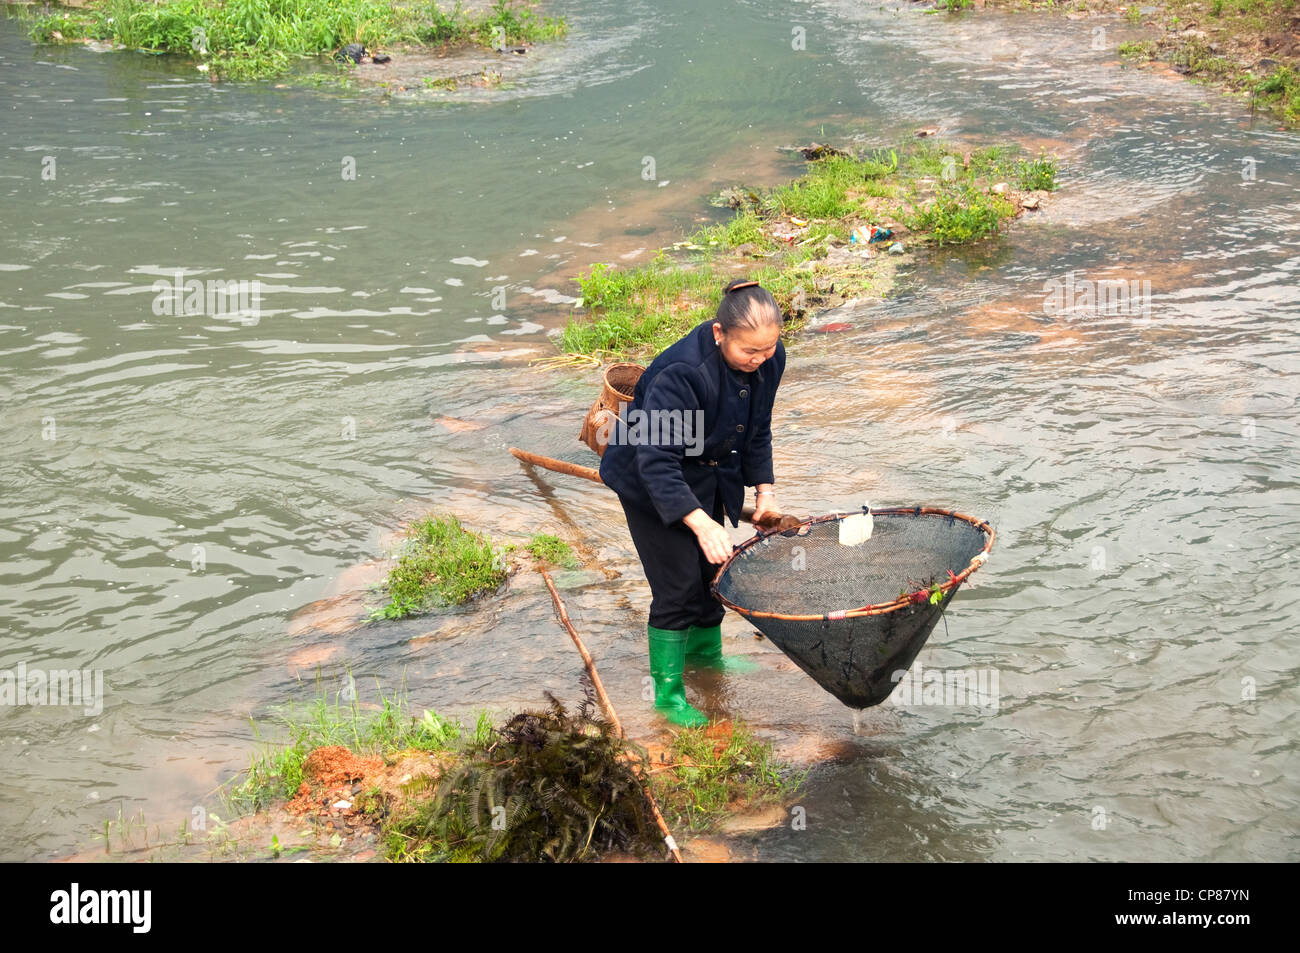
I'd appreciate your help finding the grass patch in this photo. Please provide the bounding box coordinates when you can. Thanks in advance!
[648,721,807,834]
[370,512,507,620]
[558,140,1058,361]
[21,0,567,82]
[559,255,729,359]
[1015,152,1059,191]
[525,533,579,569]
[1254,65,1300,123]
[905,186,1017,245]
[223,684,480,815]
[1119,39,1159,59]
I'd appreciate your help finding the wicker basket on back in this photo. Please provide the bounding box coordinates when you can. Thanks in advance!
[579,362,644,457]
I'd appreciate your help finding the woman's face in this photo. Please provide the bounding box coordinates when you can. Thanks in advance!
[714,320,780,372]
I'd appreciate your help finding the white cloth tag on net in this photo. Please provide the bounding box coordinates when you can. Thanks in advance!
[838,501,873,547]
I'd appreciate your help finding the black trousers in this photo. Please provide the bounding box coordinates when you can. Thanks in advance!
[618,492,728,631]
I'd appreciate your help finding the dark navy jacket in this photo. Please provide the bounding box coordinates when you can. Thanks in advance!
[599,319,785,528]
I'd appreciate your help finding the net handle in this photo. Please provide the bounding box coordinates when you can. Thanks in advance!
[709,506,996,621]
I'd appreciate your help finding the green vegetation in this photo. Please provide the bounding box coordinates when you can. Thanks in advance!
[652,720,806,834]
[371,512,507,620]
[223,685,486,814]
[387,691,659,862]
[387,690,804,861]
[1254,65,1300,122]
[906,187,1016,245]
[525,533,579,569]
[213,682,801,863]
[21,0,567,81]
[1014,152,1059,191]
[1118,39,1159,59]
[558,140,1059,361]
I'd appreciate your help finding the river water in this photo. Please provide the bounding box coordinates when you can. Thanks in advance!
[1,0,1296,862]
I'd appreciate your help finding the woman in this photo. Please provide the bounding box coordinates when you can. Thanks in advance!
[599,278,786,726]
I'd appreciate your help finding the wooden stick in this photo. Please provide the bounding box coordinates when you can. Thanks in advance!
[540,569,623,738]
[509,447,604,484]
[508,446,768,523]
[539,567,685,864]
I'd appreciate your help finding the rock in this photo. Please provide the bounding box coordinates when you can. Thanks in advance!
[888,242,905,255]
[823,245,867,267]
[336,43,366,64]
[719,803,788,834]
[682,837,732,862]
[991,182,1009,194]
[371,53,392,64]
[795,142,847,160]
[711,186,760,208]
[333,799,352,810]
[916,126,939,138]
[806,298,867,330]
[1021,195,1041,210]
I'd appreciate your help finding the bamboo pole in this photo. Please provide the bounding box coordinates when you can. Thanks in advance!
[539,568,684,865]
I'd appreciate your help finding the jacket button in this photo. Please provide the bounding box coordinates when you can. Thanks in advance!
[739,388,748,398]
[736,423,745,433]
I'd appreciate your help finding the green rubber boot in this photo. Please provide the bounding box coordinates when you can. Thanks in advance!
[647,625,709,727]
[685,623,760,673]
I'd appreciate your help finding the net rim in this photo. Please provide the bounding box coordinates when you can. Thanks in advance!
[709,505,995,621]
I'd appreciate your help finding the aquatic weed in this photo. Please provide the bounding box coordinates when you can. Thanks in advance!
[388,690,663,863]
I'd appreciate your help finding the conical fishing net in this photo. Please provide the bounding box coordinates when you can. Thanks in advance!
[711,507,994,709]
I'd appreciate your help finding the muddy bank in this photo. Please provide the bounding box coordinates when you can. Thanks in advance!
[954,0,1300,125]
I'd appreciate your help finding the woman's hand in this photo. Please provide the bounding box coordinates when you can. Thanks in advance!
[683,508,733,564]
[751,485,779,525]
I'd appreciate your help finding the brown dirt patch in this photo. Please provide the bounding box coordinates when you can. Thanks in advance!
[285,745,451,842]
